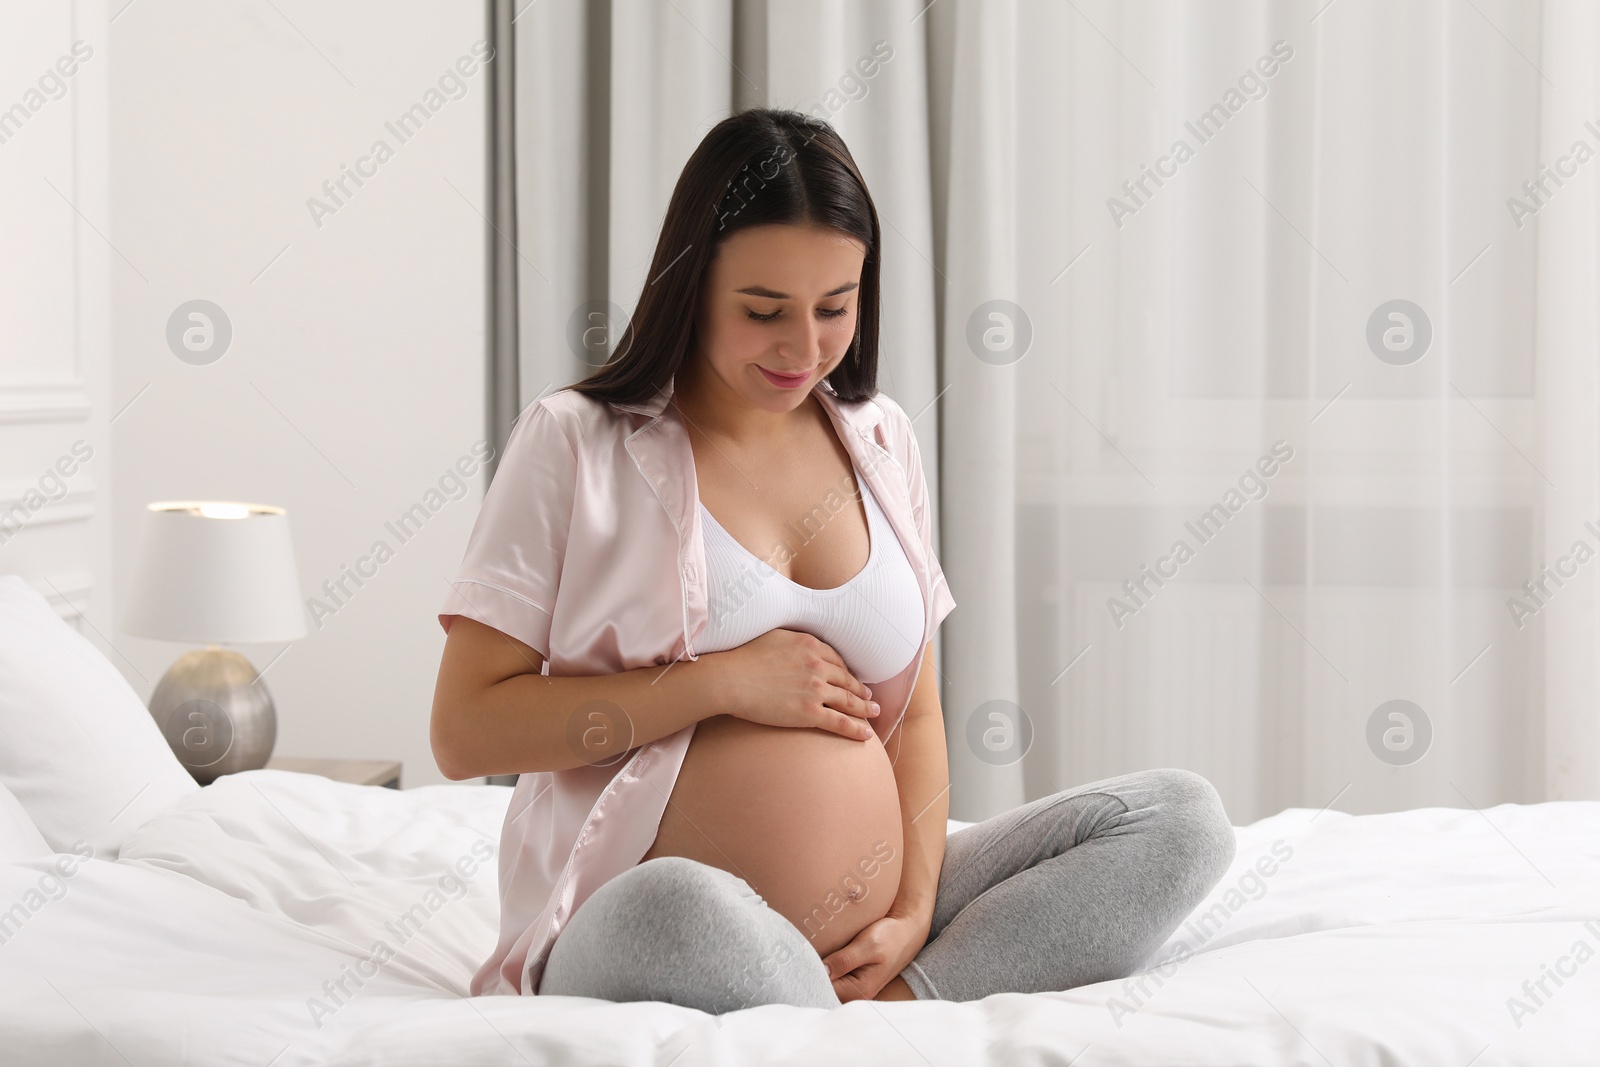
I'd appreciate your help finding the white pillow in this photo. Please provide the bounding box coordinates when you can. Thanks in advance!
[0,779,50,862]
[0,575,198,860]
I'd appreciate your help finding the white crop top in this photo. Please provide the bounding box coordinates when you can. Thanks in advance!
[696,468,924,685]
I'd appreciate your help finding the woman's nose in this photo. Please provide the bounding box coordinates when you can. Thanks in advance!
[780,312,822,362]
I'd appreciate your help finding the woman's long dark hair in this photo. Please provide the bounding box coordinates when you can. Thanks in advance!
[569,107,881,406]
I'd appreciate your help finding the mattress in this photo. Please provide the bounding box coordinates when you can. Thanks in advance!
[1,767,1595,1065]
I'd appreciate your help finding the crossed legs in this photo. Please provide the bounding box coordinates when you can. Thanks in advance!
[538,767,1236,1011]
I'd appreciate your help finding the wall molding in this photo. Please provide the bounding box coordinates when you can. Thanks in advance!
[0,382,92,424]
[0,483,96,531]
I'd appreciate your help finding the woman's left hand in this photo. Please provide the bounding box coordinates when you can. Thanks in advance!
[821,906,932,1002]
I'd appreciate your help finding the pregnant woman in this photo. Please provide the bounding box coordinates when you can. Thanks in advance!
[432,108,1235,1011]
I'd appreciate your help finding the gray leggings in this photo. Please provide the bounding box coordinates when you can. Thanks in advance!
[539,767,1236,1011]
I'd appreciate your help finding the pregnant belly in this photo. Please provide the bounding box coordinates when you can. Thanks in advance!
[640,714,905,959]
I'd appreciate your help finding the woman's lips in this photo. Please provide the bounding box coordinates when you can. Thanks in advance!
[758,366,813,389]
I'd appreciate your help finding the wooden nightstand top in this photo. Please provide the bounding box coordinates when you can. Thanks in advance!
[266,756,402,789]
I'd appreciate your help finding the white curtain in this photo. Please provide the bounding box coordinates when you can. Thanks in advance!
[512,0,1600,823]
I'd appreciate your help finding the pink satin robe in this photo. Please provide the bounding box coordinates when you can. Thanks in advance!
[439,374,956,996]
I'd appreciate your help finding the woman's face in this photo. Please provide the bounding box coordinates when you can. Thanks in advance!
[689,222,867,414]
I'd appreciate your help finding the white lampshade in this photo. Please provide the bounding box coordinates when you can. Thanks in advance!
[122,501,307,644]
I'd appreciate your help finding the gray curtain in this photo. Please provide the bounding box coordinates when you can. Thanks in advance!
[483,0,522,788]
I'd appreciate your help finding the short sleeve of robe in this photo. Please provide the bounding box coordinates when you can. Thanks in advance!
[439,401,577,661]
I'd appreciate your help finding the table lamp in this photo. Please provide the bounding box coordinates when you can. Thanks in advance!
[121,501,306,784]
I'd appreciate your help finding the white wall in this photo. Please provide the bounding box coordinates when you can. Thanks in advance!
[107,1,489,787]
[0,0,113,640]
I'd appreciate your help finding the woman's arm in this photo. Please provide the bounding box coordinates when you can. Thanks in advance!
[885,641,950,921]
[431,615,730,778]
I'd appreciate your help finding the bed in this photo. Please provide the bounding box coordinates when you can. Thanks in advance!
[2,579,1597,1065]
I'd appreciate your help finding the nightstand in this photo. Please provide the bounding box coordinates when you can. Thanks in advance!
[265,756,402,789]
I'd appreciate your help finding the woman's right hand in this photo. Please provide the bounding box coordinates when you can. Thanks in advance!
[712,629,880,740]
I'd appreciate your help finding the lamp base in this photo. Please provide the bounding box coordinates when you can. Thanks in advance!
[148,647,278,785]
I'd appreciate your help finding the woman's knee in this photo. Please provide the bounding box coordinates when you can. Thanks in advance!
[626,856,755,907]
[1147,768,1237,880]
[543,856,837,1011]
[542,857,757,1000]
[586,857,756,949]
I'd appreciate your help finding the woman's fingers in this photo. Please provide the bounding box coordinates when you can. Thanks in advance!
[826,711,875,741]
[797,633,878,734]
[828,677,879,721]
[822,942,863,981]
[807,634,871,698]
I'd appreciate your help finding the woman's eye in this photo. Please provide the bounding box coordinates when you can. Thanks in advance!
[744,306,851,322]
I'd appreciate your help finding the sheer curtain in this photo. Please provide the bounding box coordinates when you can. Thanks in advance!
[508,0,1599,823]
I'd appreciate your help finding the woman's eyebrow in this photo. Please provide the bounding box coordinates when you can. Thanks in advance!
[734,281,859,299]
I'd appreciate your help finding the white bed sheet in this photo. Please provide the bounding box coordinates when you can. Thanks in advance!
[1,768,1595,1065]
